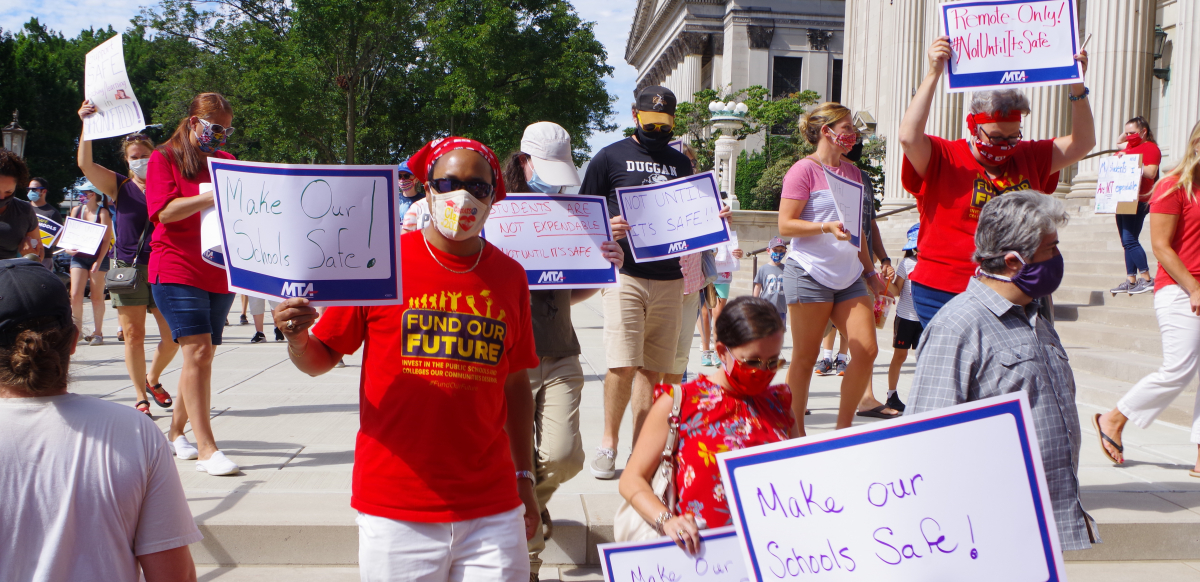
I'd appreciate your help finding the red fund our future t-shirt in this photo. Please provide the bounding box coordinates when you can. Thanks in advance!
[312,231,539,523]
[902,136,1060,294]
[1150,177,1200,293]
[145,148,236,293]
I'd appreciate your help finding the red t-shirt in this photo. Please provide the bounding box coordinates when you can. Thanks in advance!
[1123,141,1163,199]
[901,136,1059,294]
[312,231,540,523]
[145,149,236,293]
[1150,177,1200,292]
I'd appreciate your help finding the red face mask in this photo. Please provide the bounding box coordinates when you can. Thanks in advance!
[1125,134,1144,149]
[720,352,776,397]
[973,136,1019,164]
[825,127,858,151]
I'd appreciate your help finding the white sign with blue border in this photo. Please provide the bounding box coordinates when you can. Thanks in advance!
[941,0,1083,93]
[482,193,618,290]
[208,159,402,306]
[616,171,730,263]
[598,526,749,582]
[718,392,1065,581]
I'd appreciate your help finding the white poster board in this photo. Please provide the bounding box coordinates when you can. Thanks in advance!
[824,168,864,249]
[940,0,1084,93]
[615,171,731,263]
[56,217,108,256]
[207,159,402,305]
[82,35,147,140]
[1094,154,1142,215]
[598,527,749,582]
[718,392,1065,581]
[482,193,618,289]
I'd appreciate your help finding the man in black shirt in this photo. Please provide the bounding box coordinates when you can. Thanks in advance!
[581,86,729,479]
[28,177,63,269]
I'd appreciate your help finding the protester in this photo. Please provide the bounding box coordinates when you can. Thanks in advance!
[778,102,887,433]
[908,191,1095,550]
[0,149,43,262]
[77,106,180,416]
[885,224,921,413]
[0,258,201,581]
[396,159,423,218]
[899,37,1094,326]
[147,92,240,476]
[699,240,743,366]
[1109,116,1162,296]
[401,193,433,234]
[27,176,62,269]
[619,297,796,553]
[813,326,847,376]
[273,136,540,581]
[753,237,789,329]
[65,181,113,346]
[1094,121,1200,474]
[243,297,274,343]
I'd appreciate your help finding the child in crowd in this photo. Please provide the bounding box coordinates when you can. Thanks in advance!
[753,237,789,330]
[886,224,921,412]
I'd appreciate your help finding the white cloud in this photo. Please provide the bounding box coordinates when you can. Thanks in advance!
[1,0,146,38]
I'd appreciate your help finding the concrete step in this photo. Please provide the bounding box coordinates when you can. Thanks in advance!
[1062,249,1159,265]
[1055,303,1160,334]
[1055,319,1163,355]
[1062,272,1160,292]
[1054,285,1157,309]
[1065,261,1159,276]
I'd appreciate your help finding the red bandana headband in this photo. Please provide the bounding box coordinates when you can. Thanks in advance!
[408,136,508,202]
[966,111,1024,134]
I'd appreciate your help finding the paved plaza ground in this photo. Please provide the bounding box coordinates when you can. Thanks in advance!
[66,294,1200,580]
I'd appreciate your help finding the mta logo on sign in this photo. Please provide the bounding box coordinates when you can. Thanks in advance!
[668,241,689,253]
[1000,71,1028,84]
[537,271,565,283]
[281,282,316,297]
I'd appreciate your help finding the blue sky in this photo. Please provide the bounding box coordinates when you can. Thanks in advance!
[0,0,638,155]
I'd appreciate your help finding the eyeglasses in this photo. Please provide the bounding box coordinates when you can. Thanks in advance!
[737,356,787,371]
[197,118,236,137]
[429,178,494,200]
[976,127,1022,146]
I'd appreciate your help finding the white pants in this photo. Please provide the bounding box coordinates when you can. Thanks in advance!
[245,296,276,316]
[357,507,529,582]
[1118,285,1200,443]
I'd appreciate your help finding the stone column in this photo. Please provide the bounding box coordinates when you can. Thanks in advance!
[881,0,926,208]
[1068,0,1156,199]
[675,31,705,104]
[1168,0,1200,166]
[1024,85,1074,196]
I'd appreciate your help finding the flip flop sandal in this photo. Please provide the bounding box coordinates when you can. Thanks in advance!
[856,405,901,419]
[117,329,125,342]
[135,400,152,417]
[147,378,173,408]
[1090,413,1124,464]
[1190,471,1200,478]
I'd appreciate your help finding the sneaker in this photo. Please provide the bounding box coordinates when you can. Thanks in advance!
[813,358,835,376]
[88,333,103,346]
[195,451,240,476]
[699,351,715,366]
[240,314,249,325]
[1110,280,1134,295]
[590,447,617,479]
[886,392,906,413]
[173,435,199,460]
[1129,279,1154,295]
[251,331,266,343]
[835,359,848,376]
[274,327,285,341]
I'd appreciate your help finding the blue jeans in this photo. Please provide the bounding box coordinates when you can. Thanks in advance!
[912,282,959,327]
[151,283,236,344]
[1116,202,1151,276]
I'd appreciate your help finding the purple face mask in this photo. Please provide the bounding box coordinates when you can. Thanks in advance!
[979,252,1064,298]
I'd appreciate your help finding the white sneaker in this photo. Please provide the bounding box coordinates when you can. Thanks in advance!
[173,436,199,460]
[196,451,240,476]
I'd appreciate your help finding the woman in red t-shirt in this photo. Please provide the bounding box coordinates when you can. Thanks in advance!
[1095,121,1200,475]
[898,37,1095,326]
[146,93,240,476]
[1109,116,1163,295]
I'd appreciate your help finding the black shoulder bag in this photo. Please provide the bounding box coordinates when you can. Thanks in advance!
[104,220,150,295]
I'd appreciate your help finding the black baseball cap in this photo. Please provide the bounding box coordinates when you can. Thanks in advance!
[0,259,72,345]
[635,86,677,116]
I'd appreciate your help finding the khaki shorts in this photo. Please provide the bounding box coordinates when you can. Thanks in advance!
[601,274,684,372]
[671,291,702,375]
[109,260,155,309]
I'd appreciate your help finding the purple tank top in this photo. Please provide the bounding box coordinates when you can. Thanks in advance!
[112,173,153,264]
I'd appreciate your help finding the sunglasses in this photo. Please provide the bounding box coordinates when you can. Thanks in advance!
[429,178,494,200]
[736,356,787,371]
[398,172,414,180]
[124,133,150,142]
[28,187,46,192]
[197,118,236,137]
[640,121,673,132]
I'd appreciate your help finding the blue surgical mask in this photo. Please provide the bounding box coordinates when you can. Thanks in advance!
[26,191,40,202]
[527,168,561,194]
[770,251,785,263]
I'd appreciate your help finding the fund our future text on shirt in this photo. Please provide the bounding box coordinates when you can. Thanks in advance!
[941,0,1083,92]
[717,392,1066,581]
[207,159,403,306]
[616,171,731,263]
[482,193,618,290]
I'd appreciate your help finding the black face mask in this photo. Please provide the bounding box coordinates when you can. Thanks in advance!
[846,142,864,163]
[636,127,672,152]
[0,196,11,210]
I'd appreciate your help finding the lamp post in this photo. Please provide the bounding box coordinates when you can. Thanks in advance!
[1153,25,1171,82]
[708,101,749,210]
[1,111,28,158]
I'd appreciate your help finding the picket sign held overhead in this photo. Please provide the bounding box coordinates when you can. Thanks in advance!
[207,159,402,306]
[482,193,618,290]
[1094,154,1142,215]
[718,391,1066,581]
[56,217,108,256]
[823,168,865,249]
[598,527,749,582]
[940,0,1083,92]
[616,171,731,263]
[82,35,147,140]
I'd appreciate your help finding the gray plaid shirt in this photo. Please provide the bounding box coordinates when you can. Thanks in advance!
[907,278,1097,551]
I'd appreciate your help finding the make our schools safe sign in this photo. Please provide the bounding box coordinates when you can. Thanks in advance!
[207,159,402,306]
[598,527,749,582]
[1095,154,1143,215]
[616,171,731,263]
[717,392,1066,581]
[941,0,1083,92]
[482,193,618,290]
[82,35,147,140]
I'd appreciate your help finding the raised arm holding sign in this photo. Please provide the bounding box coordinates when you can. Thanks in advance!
[940,0,1083,92]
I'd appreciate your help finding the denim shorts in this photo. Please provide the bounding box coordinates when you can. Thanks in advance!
[783,259,868,304]
[70,254,111,272]
[151,282,237,344]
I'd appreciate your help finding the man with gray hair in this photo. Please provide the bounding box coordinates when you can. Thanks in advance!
[907,191,1097,551]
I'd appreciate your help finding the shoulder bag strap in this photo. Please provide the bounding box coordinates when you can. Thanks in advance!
[660,384,684,513]
[129,220,151,267]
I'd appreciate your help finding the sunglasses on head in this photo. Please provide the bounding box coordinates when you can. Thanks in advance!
[124,133,150,142]
[197,118,236,137]
[429,178,494,200]
[736,356,787,371]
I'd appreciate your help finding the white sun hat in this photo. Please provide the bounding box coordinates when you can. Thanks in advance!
[520,121,581,187]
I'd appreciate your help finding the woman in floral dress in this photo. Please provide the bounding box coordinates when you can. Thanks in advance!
[619,296,797,554]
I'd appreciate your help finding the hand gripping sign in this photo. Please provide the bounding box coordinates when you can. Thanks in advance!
[718,392,1066,581]
[598,527,749,582]
[207,159,402,306]
[482,193,618,289]
[941,0,1084,92]
[616,171,731,263]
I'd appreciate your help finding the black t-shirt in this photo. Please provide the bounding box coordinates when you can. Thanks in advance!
[0,198,39,259]
[32,203,64,225]
[580,137,693,280]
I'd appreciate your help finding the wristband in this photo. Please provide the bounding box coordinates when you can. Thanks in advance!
[820,223,828,234]
[516,470,536,483]
[654,511,674,535]
[1068,87,1089,101]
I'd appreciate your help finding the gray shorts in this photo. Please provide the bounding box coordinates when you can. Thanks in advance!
[783,259,869,305]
